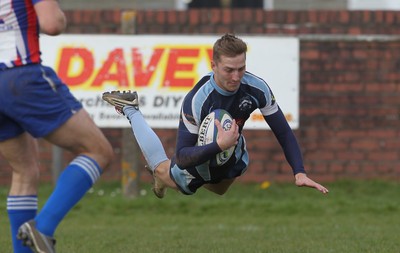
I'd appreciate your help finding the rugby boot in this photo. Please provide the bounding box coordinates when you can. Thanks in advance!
[102,90,139,114]
[17,220,56,253]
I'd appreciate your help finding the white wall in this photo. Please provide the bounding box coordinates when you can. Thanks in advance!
[60,0,400,10]
[271,0,347,10]
[348,0,400,10]
[59,0,176,10]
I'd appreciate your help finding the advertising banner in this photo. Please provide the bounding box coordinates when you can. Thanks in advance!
[40,35,299,129]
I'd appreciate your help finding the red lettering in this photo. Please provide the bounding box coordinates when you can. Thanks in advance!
[92,48,129,87]
[57,47,94,86]
[163,48,199,88]
[132,48,164,87]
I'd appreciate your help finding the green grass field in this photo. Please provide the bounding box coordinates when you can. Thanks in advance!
[1,180,399,252]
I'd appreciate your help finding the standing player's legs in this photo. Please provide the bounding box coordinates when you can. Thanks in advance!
[16,109,113,252]
[0,64,113,252]
[1,133,40,253]
[31,108,113,237]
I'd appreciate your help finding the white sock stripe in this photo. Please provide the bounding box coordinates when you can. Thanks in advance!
[72,159,96,183]
[7,200,37,205]
[72,156,100,178]
[71,156,101,184]
[7,196,37,202]
[7,205,38,210]
[76,158,99,182]
[7,203,38,208]
[76,156,101,179]
[7,198,38,210]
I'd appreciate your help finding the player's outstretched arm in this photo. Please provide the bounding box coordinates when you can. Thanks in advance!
[294,173,329,194]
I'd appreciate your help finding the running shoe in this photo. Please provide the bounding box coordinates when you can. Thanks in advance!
[17,220,56,253]
[102,90,139,114]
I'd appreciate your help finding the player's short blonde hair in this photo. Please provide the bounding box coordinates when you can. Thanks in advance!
[213,34,247,62]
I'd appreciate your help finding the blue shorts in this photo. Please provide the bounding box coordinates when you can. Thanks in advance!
[0,64,83,141]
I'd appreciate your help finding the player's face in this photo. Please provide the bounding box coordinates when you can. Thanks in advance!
[212,53,246,92]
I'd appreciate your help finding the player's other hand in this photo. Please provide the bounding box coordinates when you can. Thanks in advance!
[215,119,239,151]
[294,173,329,194]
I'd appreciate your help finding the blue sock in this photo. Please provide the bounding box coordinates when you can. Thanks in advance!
[35,155,102,236]
[123,106,168,171]
[7,195,37,253]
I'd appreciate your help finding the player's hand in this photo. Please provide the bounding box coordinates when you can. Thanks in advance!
[215,119,239,151]
[294,173,329,194]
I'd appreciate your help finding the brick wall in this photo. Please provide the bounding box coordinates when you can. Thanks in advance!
[63,10,400,35]
[300,39,400,180]
[1,9,399,185]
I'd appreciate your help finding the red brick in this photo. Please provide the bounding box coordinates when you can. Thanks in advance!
[306,151,335,161]
[330,163,345,174]
[336,150,366,161]
[384,11,395,24]
[345,163,361,174]
[369,152,398,161]
[361,11,371,23]
[156,11,166,24]
[339,11,350,23]
[167,11,177,24]
[350,140,380,150]
[254,9,264,24]
[221,9,231,25]
[210,9,221,24]
[188,9,200,25]
[367,130,397,138]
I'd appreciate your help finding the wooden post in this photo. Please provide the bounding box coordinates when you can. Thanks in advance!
[121,10,136,35]
[52,145,63,185]
[120,11,141,198]
[121,128,141,198]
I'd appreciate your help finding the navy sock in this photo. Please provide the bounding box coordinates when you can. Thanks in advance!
[7,195,37,253]
[35,155,102,236]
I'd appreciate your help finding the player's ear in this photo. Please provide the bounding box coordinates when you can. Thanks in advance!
[211,60,217,70]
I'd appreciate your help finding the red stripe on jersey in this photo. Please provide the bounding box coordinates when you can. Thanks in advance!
[24,0,40,64]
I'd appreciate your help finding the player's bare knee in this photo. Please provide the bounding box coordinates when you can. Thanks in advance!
[82,139,114,171]
[97,141,114,170]
[102,141,114,164]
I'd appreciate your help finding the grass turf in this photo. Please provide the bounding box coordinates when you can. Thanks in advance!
[1,180,399,252]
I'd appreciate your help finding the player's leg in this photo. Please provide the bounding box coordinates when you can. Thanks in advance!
[123,106,179,198]
[0,133,39,253]
[123,106,169,172]
[5,65,113,251]
[203,178,236,195]
[152,161,178,187]
[102,91,178,198]
[46,108,113,169]
[1,67,40,252]
[31,108,113,238]
[102,91,169,172]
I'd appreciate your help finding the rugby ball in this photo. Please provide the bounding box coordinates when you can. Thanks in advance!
[197,109,235,166]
